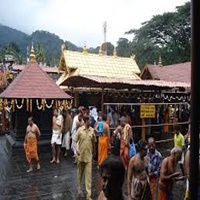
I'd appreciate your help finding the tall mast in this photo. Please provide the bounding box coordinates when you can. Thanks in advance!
[103,21,107,55]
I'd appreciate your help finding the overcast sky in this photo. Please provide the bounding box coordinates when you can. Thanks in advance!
[0,0,188,47]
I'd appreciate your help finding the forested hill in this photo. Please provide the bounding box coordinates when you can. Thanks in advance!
[0,25,29,58]
[0,1,191,69]
[0,24,29,46]
[0,25,81,66]
[30,30,81,65]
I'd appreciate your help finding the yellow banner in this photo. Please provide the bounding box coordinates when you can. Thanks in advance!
[140,105,155,118]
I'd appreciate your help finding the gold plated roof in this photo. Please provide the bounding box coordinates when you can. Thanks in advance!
[58,49,141,86]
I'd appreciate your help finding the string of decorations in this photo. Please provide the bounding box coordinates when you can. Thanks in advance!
[15,99,24,109]
[42,99,45,111]
[36,99,43,110]
[106,91,190,102]
[163,94,191,102]
[6,100,13,110]
[45,100,54,109]
[1,98,73,111]
[66,99,73,109]
[36,99,73,110]
[30,99,32,112]
[26,99,29,111]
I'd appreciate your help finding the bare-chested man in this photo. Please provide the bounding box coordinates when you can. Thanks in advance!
[120,116,133,171]
[127,140,152,200]
[50,109,63,164]
[158,147,185,200]
[24,117,41,172]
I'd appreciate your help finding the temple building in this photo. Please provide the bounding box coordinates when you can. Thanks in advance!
[140,60,191,83]
[0,45,72,145]
[0,63,61,92]
[57,44,141,109]
[56,45,190,140]
[57,44,190,107]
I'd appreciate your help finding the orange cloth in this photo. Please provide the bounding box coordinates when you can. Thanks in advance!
[163,123,169,133]
[120,124,132,170]
[24,137,39,162]
[120,140,129,171]
[158,188,168,200]
[157,182,173,200]
[150,178,157,200]
[98,136,108,166]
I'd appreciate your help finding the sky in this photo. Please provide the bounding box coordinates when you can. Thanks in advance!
[0,0,189,47]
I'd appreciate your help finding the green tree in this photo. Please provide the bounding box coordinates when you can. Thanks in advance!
[34,44,47,65]
[116,38,132,57]
[0,43,22,64]
[126,1,191,68]
[106,42,114,55]
[131,40,160,69]
[9,42,20,54]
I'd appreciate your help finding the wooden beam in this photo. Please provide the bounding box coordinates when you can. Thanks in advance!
[74,92,78,107]
[141,118,146,141]
[101,88,104,115]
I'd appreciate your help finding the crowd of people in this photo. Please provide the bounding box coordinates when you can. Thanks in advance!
[0,60,15,86]
[23,105,193,200]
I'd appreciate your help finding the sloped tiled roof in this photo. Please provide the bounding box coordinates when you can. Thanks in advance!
[141,62,191,83]
[0,61,72,99]
[57,49,141,86]
[13,65,59,73]
[62,74,190,90]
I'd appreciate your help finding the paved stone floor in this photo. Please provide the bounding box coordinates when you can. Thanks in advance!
[0,135,186,200]
[0,135,100,200]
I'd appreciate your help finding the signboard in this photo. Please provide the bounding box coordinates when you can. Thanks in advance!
[140,105,155,118]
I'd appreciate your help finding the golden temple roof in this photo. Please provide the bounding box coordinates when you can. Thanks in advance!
[29,43,36,62]
[57,46,141,86]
